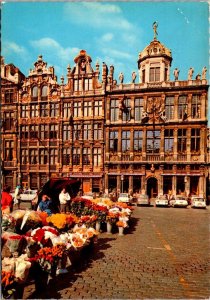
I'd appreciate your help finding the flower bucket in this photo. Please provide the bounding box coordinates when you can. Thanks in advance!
[106,222,112,234]
[95,221,101,232]
[118,227,124,236]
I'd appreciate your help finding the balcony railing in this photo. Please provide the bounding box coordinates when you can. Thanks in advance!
[177,154,187,161]
[121,153,130,161]
[146,154,160,161]
[3,161,15,168]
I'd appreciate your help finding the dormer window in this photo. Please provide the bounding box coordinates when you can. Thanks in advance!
[32,86,38,101]
[149,67,160,82]
[41,85,48,101]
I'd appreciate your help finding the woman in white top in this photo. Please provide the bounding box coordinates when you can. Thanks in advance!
[59,188,71,213]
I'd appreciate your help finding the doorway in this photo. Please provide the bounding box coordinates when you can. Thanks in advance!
[147,177,158,198]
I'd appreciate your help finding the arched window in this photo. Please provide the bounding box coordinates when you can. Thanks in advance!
[41,85,48,100]
[32,86,38,101]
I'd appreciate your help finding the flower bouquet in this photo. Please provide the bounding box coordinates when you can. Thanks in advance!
[78,215,98,228]
[116,220,128,228]
[29,244,66,275]
[46,213,67,230]
[106,211,119,225]
[6,234,27,255]
[1,214,16,232]
[1,270,17,299]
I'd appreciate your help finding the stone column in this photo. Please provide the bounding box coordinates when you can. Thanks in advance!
[187,94,192,120]
[159,165,164,195]
[173,128,178,160]
[104,166,109,194]
[174,95,179,120]
[184,175,190,197]
[160,126,165,160]
[142,128,147,160]
[172,175,177,196]
[200,127,206,161]
[200,93,206,119]
[118,129,122,161]
[141,165,146,194]
[186,128,191,161]
[130,129,134,160]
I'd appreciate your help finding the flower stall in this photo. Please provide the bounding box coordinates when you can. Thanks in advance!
[1,195,134,299]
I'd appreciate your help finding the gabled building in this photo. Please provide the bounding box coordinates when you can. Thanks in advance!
[1,29,209,198]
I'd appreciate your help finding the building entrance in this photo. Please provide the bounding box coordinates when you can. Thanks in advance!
[147,177,158,199]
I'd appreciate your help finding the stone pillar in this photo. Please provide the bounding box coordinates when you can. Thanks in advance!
[130,96,135,120]
[200,93,206,119]
[106,97,110,121]
[130,129,134,160]
[186,128,191,161]
[129,175,133,194]
[104,166,109,194]
[187,94,192,120]
[198,176,205,197]
[141,165,146,194]
[174,95,179,120]
[172,175,177,196]
[118,129,122,160]
[173,128,178,160]
[142,128,147,160]
[159,165,164,195]
[117,174,121,192]
[160,126,164,160]
[200,127,206,161]
[184,176,190,197]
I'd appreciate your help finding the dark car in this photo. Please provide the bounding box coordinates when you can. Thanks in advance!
[35,178,81,211]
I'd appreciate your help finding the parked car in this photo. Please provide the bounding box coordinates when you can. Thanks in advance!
[191,196,206,209]
[137,194,150,206]
[118,193,132,204]
[10,189,38,202]
[155,195,169,207]
[169,195,188,208]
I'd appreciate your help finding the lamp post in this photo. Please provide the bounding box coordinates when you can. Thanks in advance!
[121,174,124,193]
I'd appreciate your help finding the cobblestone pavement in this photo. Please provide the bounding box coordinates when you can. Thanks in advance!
[23,205,210,299]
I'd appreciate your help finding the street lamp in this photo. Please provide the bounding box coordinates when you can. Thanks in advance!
[121,174,124,193]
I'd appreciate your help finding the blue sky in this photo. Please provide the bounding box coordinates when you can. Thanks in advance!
[2,1,209,86]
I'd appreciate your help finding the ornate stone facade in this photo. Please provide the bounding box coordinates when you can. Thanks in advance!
[1,35,209,198]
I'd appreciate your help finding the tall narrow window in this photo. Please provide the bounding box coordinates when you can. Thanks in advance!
[191,129,200,152]
[122,131,130,152]
[178,96,187,119]
[62,148,70,165]
[178,129,187,153]
[134,98,143,121]
[40,149,48,164]
[191,95,201,119]
[149,67,160,82]
[134,130,143,151]
[49,125,58,139]
[31,104,39,117]
[5,90,15,103]
[73,124,81,140]
[73,102,81,117]
[30,125,38,139]
[40,124,48,140]
[109,131,118,152]
[83,148,90,165]
[29,149,38,164]
[73,148,80,165]
[84,79,93,91]
[84,123,91,140]
[142,70,145,83]
[50,103,59,117]
[122,98,131,122]
[32,86,38,101]
[40,104,48,117]
[84,101,92,117]
[147,130,160,153]
[5,141,14,161]
[49,149,58,164]
[63,103,71,118]
[93,123,102,140]
[21,149,28,164]
[74,79,82,91]
[93,148,101,166]
[63,124,70,141]
[21,125,29,139]
[41,85,48,101]
[21,105,28,118]
[110,99,119,122]
[165,96,174,120]
[164,129,174,153]
[4,112,14,130]
[94,100,102,116]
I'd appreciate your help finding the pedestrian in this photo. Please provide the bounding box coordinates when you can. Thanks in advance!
[31,191,39,210]
[1,186,13,213]
[59,188,71,213]
[37,194,54,216]
[14,185,22,209]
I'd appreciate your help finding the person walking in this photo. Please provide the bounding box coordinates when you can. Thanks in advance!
[14,185,22,209]
[1,186,13,213]
[59,188,71,213]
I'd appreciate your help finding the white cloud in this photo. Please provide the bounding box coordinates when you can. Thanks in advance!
[63,2,133,31]
[30,38,79,63]
[3,41,28,56]
[102,48,132,60]
[101,33,114,42]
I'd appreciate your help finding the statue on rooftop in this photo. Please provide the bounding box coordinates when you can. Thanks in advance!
[152,21,158,40]
[118,72,124,84]
[173,68,179,81]
[188,67,194,80]
[131,71,136,83]
[202,66,207,80]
